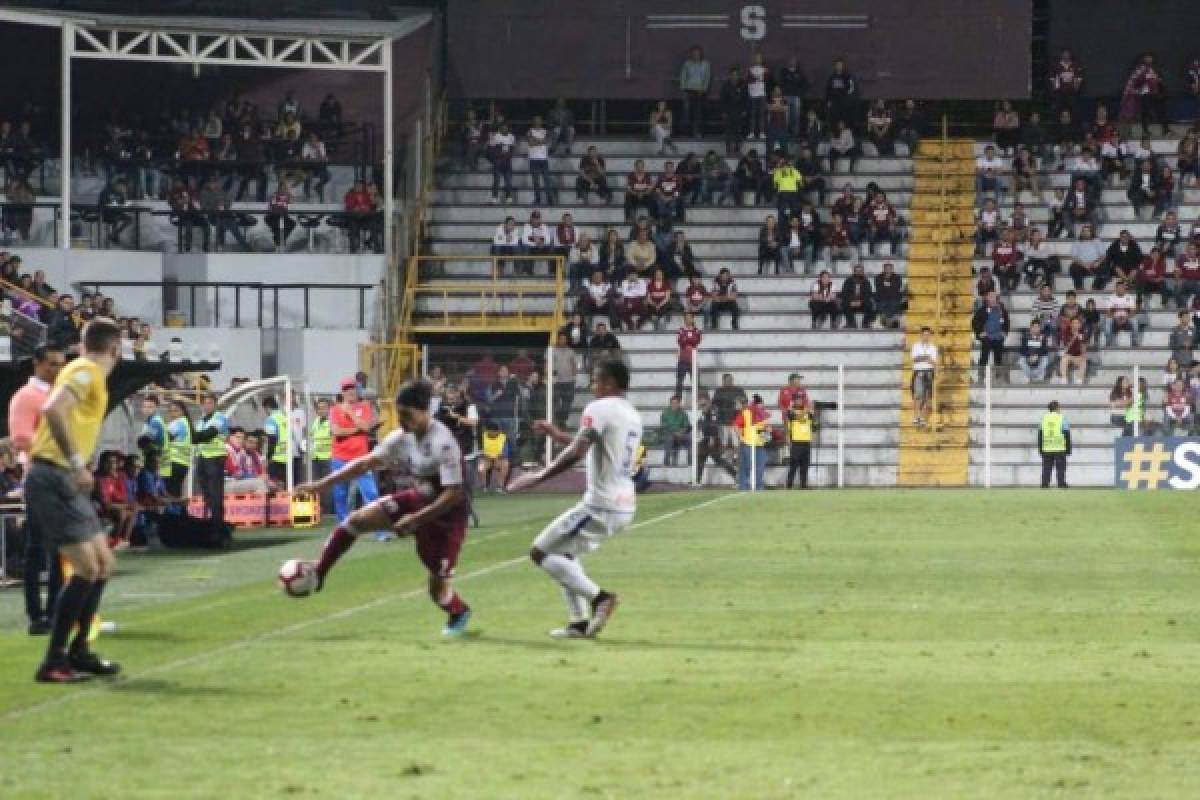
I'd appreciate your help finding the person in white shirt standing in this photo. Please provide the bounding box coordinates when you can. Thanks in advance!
[509,360,643,639]
[910,326,938,427]
[1104,280,1140,347]
[526,116,556,206]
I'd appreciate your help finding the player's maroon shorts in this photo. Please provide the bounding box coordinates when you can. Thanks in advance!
[380,489,467,578]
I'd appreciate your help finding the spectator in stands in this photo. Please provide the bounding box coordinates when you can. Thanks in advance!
[1069,148,1102,203]
[169,177,210,253]
[972,290,1010,382]
[1104,280,1140,347]
[1174,241,1200,310]
[1018,320,1052,383]
[97,177,131,246]
[650,100,678,155]
[700,150,732,205]
[1127,159,1160,219]
[746,53,769,140]
[975,145,1007,202]
[654,161,684,225]
[678,153,703,205]
[802,107,826,155]
[827,212,855,262]
[1170,311,1196,368]
[1122,53,1169,137]
[660,395,691,466]
[567,232,599,293]
[778,56,809,135]
[521,210,554,276]
[875,261,905,329]
[758,214,784,275]
[559,312,589,353]
[1106,229,1144,286]
[266,178,296,251]
[1023,228,1057,289]
[525,115,554,206]
[626,227,658,279]
[1164,379,1193,434]
[765,88,790,156]
[679,46,711,137]
[490,216,521,274]
[865,191,901,256]
[828,121,858,174]
[547,98,575,155]
[179,126,210,165]
[200,174,248,253]
[1030,282,1060,339]
[1178,133,1198,189]
[344,180,377,254]
[732,149,766,206]
[579,269,613,326]
[1162,357,1185,388]
[910,326,937,425]
[840,263,875,328]
[665,230,698,284]
[792,146,825,207]
[1058,314,1089,383]
[231,124,267,202]
[488,121,516,204]
[1108,376,1134,431]
[1050,49,1084,116]
[553,212,577,263]
[674,310,703,397]
[299,132,331,202]
[824,58,858,130]
[683,275,709,319]
[974,197,1001,257]
[1068,224,1108,289]
[809,270,840,329]
[624,159,655,221]
[894,99,926,154]
[1012,146,1041,197]
[718,66,747,155]
[576,146,611,204]
[487,365,522,442]
[460,109,485,169]
[616,272,648,331]
[783,210,818,275]
[777,373,812,414]
[709,268,739,330]
[992,100,1020,154]
[1157,211,1183,256]
[588,321,622,365]
[866,99,895,156]
[599,227,626,280]
[1021,111,1050,161]
[645,268,673,330]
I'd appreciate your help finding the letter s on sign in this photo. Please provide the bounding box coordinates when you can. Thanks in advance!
[1168,442,1200,490]
[740,5,766,41]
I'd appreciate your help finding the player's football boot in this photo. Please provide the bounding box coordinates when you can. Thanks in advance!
[549,621,589,639]
[34,661,92,684]
[585,591,619,638]
[442,609,472,637]
[69,650,122,677]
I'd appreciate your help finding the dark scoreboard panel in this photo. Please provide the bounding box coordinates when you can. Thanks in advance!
[446,0,1032,100]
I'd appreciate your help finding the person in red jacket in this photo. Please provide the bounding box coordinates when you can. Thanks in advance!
[646,268,673,331]
[343,180,376,253]
[1135,245,1169,308]
[777,373,813,413]
[991,228,1023,293]
[675,311,702,397]
[1175,241,1200,310]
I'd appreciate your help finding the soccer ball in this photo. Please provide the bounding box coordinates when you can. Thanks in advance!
[278,559,317,597]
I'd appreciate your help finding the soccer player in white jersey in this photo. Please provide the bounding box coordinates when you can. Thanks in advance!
[294,380,473,636]
[508,360,643,638]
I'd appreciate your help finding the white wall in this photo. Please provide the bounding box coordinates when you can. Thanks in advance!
[157,327,265,387]
[8,247,163,322]
[275,329,368,392]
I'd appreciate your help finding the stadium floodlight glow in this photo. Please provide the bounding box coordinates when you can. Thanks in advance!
[0,8,419,262]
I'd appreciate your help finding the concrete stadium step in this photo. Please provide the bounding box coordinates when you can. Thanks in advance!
[623,387,900,408]
[626,350,902,369]
[424,259,910,279]
[625,370,900,390]
[972,446,1117,465]
[618,329,905,349]
[969,407,1124,426]
[969,136,1185,156]
[970,331,1173,349]
[428,240,908,260]
[966,463,1112,487]
[970,426,1127,446]
[436,172,915,192]
[447,154,913,175]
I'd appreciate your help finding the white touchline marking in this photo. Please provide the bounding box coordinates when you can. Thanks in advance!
[1,492,738,722]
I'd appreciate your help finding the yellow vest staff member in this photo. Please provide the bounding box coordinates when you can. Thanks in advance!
[785,399,814,490]
[26,318,124,683]
[1038,400,1072,489]
[164,400,193,498]
[309,398,334,510]
[478,423,511,492]
[194,393,230,525]
[736,397,768,491]
[772,155,804,220]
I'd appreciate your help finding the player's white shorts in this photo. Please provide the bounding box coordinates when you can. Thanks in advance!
[532,502,636,558]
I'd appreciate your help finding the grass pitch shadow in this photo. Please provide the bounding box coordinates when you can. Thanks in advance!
[463,633,796,656]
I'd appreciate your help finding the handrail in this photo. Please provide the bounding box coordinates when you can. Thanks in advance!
[403,255,566,333]
[931,114,949,434]
[0,277,55,309]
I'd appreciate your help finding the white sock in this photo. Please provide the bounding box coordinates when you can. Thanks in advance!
[540,554,599,601]
[560,585,590,622]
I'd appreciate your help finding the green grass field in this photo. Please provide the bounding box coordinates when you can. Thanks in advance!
[1,489,1199,799]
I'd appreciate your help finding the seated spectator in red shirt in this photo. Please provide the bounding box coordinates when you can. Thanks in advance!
[343,180,377,253]
[242,432,266,478]
[1136,246,1170,308]
[682,275,709,317]
[865,191,901,255]
[1058,314,1089,383]
[645,268,673,330]
[1163,379,1192,434]
[991,228,1023,293]
[1175,241,1200,310]
[809,269,840,329]
[777,373,813,413]
[96,451,136,548]
[827,212,855,261]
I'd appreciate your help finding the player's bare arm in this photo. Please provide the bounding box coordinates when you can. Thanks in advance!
[509,433,593,492]
[393,484,466,535]
[532,419,574,445]
[296,453,383,495]
[41,385,92,492]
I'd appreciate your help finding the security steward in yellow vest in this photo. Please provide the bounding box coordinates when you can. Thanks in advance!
[309,398,334,509]
[772,155,804,222]
[784,397,814,490]
[193,392,231,524]
[1037,400,1071,489]
[478,423,511,492]
[164,400,193,498]
[263,396,290,485]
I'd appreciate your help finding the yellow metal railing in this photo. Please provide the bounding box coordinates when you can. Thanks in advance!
[358,342,420,434]
[931,115,948,433]
[401,255,566,334]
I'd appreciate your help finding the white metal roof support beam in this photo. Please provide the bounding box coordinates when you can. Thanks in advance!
[60,21,72,249]
[383,37,394,269]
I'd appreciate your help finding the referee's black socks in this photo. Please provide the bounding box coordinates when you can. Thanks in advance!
[45,575,93,663]
[70,579,108,656]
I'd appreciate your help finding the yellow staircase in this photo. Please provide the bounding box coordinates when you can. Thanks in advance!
[897,132,976,486]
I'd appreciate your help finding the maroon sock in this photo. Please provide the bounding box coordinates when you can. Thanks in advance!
[437,591,469,615]
[315,526,356,580]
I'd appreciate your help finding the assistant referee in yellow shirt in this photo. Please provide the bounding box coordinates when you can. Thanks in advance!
[26,319,123,683]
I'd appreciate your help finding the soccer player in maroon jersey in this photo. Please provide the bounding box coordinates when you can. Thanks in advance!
[294,380,473,636]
